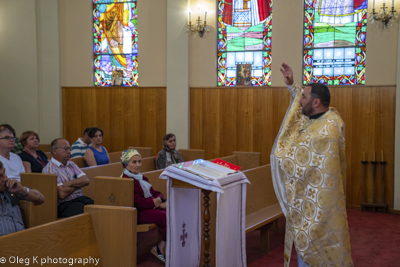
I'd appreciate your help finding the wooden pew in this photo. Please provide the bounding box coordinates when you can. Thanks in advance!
[178,149,205,161]
[19,200,34,228]
[81,157,157,199]
[128,146,153,158]
[81,162,123,200]
[44,151,52,160]
[94,176,157,233]
[243,164,284,253]
[108,151,123,163]
[37,143,51,152]
[0,205,137,267]
[20,173,58,227]
[209,151,261,171]
[70,156,87,168]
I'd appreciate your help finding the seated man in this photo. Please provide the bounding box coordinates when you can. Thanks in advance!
[0,161,44,236]
[0,124,23,155]
[71,127,92,158]
[42,138,93,218]
[0,129,25,182]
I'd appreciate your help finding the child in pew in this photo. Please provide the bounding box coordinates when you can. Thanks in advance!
[155,133,183,169]
[120,149,167,264]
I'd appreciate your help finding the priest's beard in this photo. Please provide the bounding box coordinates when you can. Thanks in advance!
[301,98,314,117]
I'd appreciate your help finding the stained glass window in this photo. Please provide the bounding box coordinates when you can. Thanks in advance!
[303,0,367,86]
[217,0,273,86]
[93,0,138,86]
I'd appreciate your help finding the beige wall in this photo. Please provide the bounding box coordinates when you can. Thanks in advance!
[0,0,60,143]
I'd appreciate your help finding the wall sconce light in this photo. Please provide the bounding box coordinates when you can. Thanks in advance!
[188,4,209,37]
[370,0,398,28]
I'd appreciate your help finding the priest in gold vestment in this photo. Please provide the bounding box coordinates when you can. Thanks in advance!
[270,63,353,267]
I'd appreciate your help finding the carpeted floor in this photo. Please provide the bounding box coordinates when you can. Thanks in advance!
[137,209,400,266]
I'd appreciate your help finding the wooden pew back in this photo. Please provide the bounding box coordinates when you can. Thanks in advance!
[209,151,261,171]
[141,156,156,172]
[81,162,123,199]
[143,169,166,197]
[128,146,153,158]
[44,151,52,160]
[95,177,134,206]
[70,156,86,168]
[108,151,123,163]
[243,164,278,215]
[21,173,58,227]
[0,205,137,267]
[37,144,51,152]
[178,149,205,161]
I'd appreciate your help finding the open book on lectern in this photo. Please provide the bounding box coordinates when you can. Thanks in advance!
[172,159,238,180]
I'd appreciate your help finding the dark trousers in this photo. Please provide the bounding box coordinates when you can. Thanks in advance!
[138,208,167,241]
[58,196,94,218]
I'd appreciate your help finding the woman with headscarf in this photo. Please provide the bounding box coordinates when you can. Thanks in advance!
[120,149,167,264]
[155,133,183,170]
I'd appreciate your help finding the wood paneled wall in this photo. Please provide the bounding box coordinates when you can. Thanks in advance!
[62,87,166,155]
[190,86,396,209]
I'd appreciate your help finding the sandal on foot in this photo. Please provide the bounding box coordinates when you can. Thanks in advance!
[151,245,166,264]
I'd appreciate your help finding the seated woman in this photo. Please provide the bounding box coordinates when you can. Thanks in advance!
[156,133,183,169]
[84,127,110,166]
[18,131,49,173]
[121,149,167,263]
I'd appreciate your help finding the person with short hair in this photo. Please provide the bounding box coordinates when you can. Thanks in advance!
[18,131,49,173]
[0,130,25,182]
[42,138,93,218]
[0,124,23,155]
[156,133,183,169]
[84,127,110,166]
[121,149,166,263]
[271,63,353,266]
[0,160,44,236]
[71,127,92,158]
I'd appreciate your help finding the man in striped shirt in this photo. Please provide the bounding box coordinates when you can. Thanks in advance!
[71,127,92,158]
[0,161,44,236]
[42,138,93,218]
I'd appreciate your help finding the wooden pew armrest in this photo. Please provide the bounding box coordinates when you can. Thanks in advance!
[245,203,283,233]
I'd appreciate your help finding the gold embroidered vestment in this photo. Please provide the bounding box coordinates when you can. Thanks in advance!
[272,83,353,266]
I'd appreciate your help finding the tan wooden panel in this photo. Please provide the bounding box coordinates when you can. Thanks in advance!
[178,149,205,161]
[233,151,261,171]
[21,173,58,227]
[37,144,51,152]
[19,200,34,229]
[70,156,86,168]
[84,205,137,267]
[0,213,101,266]
[143,169,166,197]
[141,156,156,172]
[108,150,123,163]
[128,146,153,158]
[95,176,134,207]
[45,151,52,159]
[81,162,123,199]
[191,86,396,209]
[62,87,166,154]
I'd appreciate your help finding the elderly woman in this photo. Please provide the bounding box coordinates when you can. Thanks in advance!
[18,131,49,173]
[156,133,183,169]
[84,127,110,166]
[121,149,167,263]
